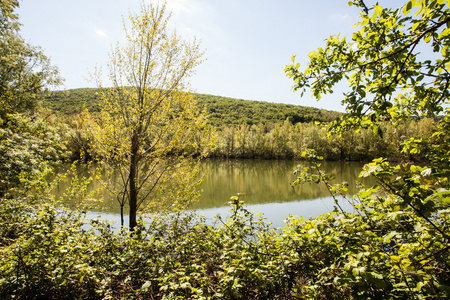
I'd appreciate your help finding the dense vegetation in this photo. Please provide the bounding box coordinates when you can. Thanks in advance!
[1,0,450,299]
[210,118,436,160]
[47,88,438,162]
[43,88,342,127]
[65,107,438,162]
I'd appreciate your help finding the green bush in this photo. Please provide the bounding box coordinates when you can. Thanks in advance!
[2,183,448,299]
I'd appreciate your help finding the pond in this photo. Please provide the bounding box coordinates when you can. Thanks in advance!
[53,159,374,228]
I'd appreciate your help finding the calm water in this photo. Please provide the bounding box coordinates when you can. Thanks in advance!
[53,159,373,228]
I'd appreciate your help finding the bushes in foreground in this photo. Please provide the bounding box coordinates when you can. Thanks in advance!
[1,172,449,299]
[0,198,293,299]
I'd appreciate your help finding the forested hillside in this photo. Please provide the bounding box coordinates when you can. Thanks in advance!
[44,88,437,162]
[43,88,342,126]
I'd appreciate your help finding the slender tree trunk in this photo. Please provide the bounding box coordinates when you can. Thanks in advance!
[120,205,124,227]
[129,132,139,231]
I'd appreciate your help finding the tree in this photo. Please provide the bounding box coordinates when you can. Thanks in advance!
[0,114,69,198]
[94,1,211,230]
[0,1,65,198]
[286,0,449,132]
[285,0,450,189]
[0,0,20,34]
[0,0,61,120]
[286,0,450,297]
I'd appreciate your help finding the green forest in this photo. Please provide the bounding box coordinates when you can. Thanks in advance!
[1,0,450,299]
[46,88,437,162]
[43,88,342,126]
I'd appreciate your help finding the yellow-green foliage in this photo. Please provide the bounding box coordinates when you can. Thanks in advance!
[91,1,214,230]
[0,113,69,198]
[0,0,61,120]
[210,118,437,161]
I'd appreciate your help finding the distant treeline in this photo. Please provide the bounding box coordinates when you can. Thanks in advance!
[65,109,436,162]
[44,88,438,163]
[209,118,436,161]
[43,88,342,127]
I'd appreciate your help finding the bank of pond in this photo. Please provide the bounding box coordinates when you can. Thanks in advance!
[52,159,374,228]
[67,111,437,163]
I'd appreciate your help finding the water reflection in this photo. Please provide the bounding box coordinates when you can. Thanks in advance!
[52,159,374,226]
[195,159,372,209]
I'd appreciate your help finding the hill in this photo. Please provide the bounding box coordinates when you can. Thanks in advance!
[43,88,342,126]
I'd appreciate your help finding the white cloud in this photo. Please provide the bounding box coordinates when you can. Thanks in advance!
[94,29,108,39]
[166,0,197,15]
[163,0,216,40]
[330,13,350,21]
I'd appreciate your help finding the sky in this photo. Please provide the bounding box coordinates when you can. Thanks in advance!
[17,0,406,112]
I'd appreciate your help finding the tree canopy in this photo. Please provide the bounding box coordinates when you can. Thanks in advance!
[286,0,450,133]
[286,0,450,297]
[0,1,65,198]
[42,88,342,126]
[286,0,450,211]
[93,1,212,230]
[0,0,61,120]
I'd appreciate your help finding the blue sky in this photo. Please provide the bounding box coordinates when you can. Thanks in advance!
[17,0,406,112]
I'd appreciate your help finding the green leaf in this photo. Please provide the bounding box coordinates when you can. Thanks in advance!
[383,231,398,243]
[403,1,413,15]
[360,164,383,177]
[370,271,384,280]
[374,5,383,17]
[371,12,378,22]
[425,190,450,206]
[412,21,421,32]
[439,197,450,205]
